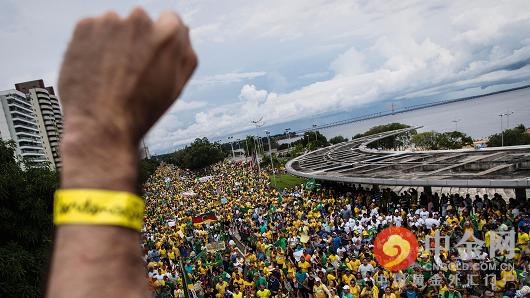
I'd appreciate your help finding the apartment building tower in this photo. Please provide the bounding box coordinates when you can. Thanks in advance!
[0,79,63,168]
[0,89,48,164]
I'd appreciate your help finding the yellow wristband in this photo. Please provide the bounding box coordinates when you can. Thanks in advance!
[54,189,145,231]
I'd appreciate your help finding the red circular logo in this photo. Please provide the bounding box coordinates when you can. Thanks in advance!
[373,226,418,271]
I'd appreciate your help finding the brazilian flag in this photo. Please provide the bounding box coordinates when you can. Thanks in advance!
[305,178,317,190]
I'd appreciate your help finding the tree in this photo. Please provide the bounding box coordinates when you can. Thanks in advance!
[359,123,411,136]
[0,139,58,297]
[487,124,530,147]
[170,137,226,170]
[438,131,473,149]
[354,123,415,150]
[329,135,348,145]
[412,131,473,150]
[411,131,439,150]
[277,143,289,151]
[138,158,160,185]
[260,153,281,169]
[299,131,328,150]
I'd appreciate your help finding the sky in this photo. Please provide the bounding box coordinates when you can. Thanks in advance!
[2,0,530,154]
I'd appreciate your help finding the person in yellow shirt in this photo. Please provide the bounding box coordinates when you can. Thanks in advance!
[347,258,361,272]
[518,229,529,247]
[313,278,329,298]
[298,257,312,273]
[382,286,396,298]
[349,282,361,298]
[342,270,355,286]
[215,280,228,298]
[360,281,379,298]
[256,285,271,298]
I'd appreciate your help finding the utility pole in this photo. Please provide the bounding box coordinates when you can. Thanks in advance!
[498,114,504,147]
[265,130,276,185]
[245,137,249,160]
[228,136,235,159]
[312,124,318,148]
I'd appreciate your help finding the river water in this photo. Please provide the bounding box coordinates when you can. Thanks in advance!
[319,87,530,140]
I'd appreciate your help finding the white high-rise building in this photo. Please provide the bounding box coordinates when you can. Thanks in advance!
[15,80,63,169]
[0,90,48,164]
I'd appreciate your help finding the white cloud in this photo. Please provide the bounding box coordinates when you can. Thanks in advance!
[190,71,266,87]
[330,47,367,76]
[172,99,207,112]
[2,0,530,154]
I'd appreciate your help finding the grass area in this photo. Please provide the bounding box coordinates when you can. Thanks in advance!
[270,173,305,190]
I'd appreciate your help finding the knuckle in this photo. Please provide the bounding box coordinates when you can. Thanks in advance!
[128,7,151,23]
[74,17,95,32]
[102,11,120,21]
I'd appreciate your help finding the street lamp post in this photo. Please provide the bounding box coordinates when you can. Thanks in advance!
[498,114,504,147]
[505,111,514,129]
[228,136,235,159]
[251,118,264,175]
[265,130,276,184]
[312,124,318,149]
[285,128,292,151]
[245,137,249,160]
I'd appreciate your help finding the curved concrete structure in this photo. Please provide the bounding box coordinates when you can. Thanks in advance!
[286,127,530,190]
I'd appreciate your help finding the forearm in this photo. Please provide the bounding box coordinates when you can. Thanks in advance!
[46,8,195,297]
[46,130,147,298]
[47,226,147,298]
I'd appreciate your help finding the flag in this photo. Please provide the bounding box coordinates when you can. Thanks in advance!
[192,212,217,225]
[304,178,317,190]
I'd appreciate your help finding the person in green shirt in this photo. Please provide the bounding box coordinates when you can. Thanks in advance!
[256,272,268,288]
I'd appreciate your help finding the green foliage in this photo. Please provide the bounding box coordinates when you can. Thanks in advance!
[0,139,58,298]
[438,131,473,149]
[270,174,305,190]
[411,131,439,150]
[354,123,414,150]
[329,135,348,145]
[277,143,289,150]
[170,137,226,170]
[358,123,411,136]
[412,130,473,150]
[244,135,258,157]
[487,124,530,147]
[260,153,283,169]
[138,158,160,185]
[298,131,328,150]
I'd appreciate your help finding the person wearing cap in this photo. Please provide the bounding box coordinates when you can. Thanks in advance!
[342,285,354,298]
[313,277,330,298]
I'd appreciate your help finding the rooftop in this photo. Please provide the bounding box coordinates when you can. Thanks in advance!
[286,127,530,188]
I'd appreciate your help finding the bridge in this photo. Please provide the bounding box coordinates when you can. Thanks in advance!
[285,127,530,199]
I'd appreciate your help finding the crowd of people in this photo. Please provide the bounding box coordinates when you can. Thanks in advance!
[141,161,530,298]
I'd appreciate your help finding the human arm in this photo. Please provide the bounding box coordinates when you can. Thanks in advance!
[46,8,197,298]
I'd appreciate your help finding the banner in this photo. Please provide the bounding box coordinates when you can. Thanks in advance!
[205,241,226,253]
[192,212,218,225]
